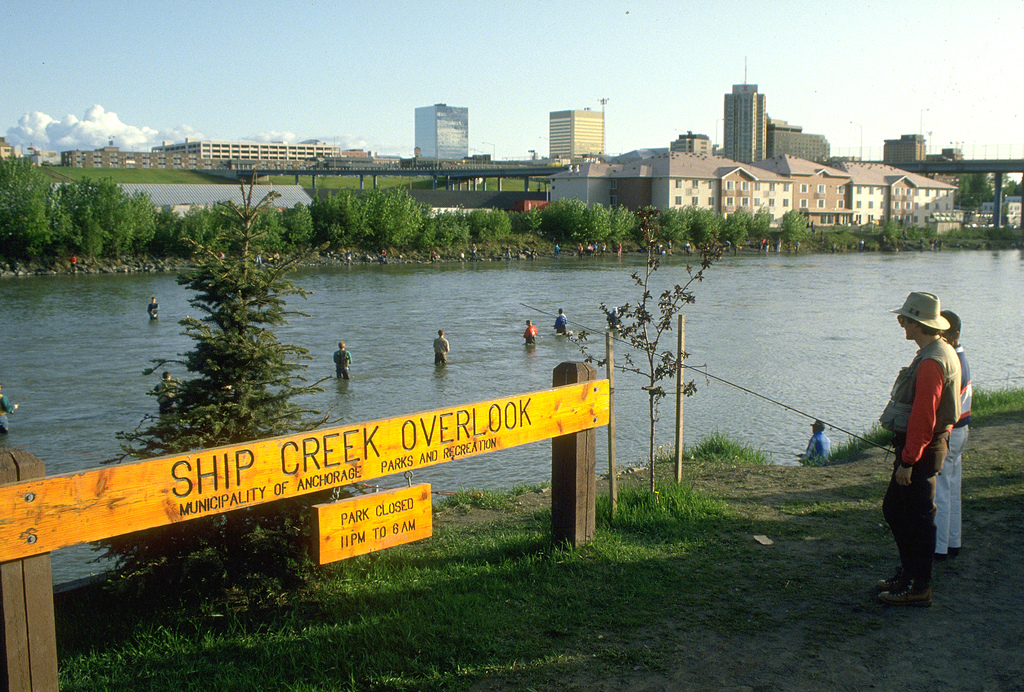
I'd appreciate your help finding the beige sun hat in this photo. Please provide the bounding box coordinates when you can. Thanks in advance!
[890,292,950,330]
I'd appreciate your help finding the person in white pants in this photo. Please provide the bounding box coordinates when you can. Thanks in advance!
[935,310,970,560]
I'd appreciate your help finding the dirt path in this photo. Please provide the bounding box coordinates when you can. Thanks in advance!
[448,412,1024,691]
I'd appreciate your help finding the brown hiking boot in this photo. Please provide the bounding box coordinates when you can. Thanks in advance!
[875,567,905,592]
[879,585,932,607]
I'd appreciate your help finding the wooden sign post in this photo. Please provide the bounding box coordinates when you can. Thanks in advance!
[0,379,608,564]
[551,362,598,547]
[1,449,58,692]
[0,369,610,689]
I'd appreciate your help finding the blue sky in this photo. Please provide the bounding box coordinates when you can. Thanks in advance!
[4,0,1023,160]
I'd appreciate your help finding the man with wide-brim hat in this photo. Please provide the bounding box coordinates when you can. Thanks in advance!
[876,292,961,606]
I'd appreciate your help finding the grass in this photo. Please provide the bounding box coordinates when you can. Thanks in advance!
[53,389,1023,690]
[266,175,548,193]
[38,166,550,192]
[438,483,548,512]
[687,430,770,464]
[972,386,1024,420]
[820,385,1022,465]
[41,166,235,184]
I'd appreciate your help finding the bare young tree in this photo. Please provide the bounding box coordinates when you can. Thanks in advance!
[577,208,721,493]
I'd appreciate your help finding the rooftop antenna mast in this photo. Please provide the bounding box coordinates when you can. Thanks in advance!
[599,98,609,155]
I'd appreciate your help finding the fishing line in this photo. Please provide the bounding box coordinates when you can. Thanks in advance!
[520,302,892,453]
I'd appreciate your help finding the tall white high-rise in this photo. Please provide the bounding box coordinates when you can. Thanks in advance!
[723,84,767,163]
[415,104,469,159]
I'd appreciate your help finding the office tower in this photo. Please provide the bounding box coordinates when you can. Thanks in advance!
[670,132,712,155]
[766,119,830,162]
[883,134,925,163]
[415,104,469,159]
[723,84,767,163]
[549,109,605,160]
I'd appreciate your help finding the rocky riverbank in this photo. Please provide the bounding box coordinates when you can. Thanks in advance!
[0,246,549,277]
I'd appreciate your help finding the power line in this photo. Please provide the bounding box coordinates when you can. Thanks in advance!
[519,302,892,453]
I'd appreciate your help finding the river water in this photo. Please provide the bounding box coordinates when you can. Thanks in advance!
[2,248,1022,583]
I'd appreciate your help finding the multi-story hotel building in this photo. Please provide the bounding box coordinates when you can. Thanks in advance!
[723,84,767,163]
[837,161,957,227]
[549,109,605,160]
[415,104,469,159]
[753,156,851,226]
[550,153,957,230]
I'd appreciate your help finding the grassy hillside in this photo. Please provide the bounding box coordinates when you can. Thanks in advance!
[267,174,549,193]
[39,167,550,192]
[39,167,236,184]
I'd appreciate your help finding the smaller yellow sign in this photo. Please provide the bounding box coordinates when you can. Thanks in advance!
[313,484,432,564]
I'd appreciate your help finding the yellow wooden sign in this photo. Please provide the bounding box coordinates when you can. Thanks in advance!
[313,484,432,564]
[0,380,608,562]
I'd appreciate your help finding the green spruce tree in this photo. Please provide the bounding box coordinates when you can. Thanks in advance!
[108,180,328,601]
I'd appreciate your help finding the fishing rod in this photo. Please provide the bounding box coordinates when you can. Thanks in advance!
[519,302,892,454]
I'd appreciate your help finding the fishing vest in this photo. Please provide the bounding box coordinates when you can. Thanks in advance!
[879,338,961,434]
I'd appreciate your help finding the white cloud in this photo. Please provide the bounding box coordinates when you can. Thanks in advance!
[245,130,300,144]
[5,105,203,152]
[5,105,404,156]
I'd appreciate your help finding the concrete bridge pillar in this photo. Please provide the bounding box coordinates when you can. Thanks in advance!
[994,174,1003,230]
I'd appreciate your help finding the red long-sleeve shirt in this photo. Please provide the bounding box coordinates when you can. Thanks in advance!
[902,358,944,464]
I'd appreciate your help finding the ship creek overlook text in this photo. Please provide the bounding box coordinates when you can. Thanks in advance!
[0,381,606,564]
[170,397,535,513]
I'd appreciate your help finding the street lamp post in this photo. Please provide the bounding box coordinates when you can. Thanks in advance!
[850,121,863,160]
[481,142,496,160]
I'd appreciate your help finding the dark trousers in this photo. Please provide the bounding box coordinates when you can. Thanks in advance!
[882,432,948,589]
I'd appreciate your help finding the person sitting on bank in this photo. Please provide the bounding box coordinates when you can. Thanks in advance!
[523,320,538,345]
[554,309,568,335]
[333,341,352,379]
[152,372,179,414]
[799,420,831,463]
[606,308,622,330]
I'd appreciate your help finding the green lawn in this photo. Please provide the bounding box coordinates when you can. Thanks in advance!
[40,167,237,184]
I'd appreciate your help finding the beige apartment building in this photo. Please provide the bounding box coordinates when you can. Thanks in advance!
[837,162,957,227]
[0,137,16,160]
[61,146,163,168]
[753,156,852,226]
[549,109,605,160]
[551,153,957,230]
[552,152,791,223]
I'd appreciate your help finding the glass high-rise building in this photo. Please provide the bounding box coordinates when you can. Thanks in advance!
[415,104,469,159]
